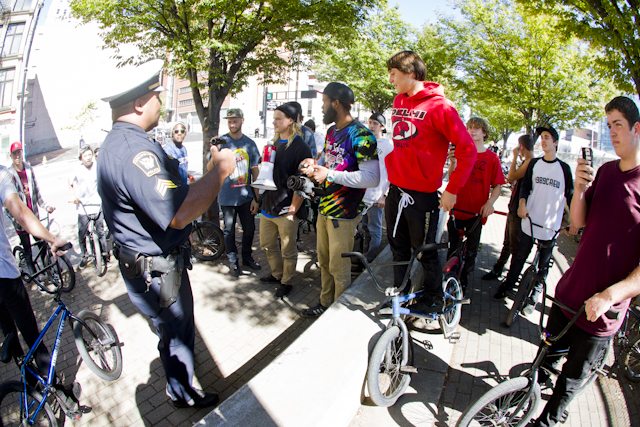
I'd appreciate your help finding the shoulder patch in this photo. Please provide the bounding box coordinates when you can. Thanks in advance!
[133,151,161,177]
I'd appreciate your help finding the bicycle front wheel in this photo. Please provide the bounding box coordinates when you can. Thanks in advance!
[0,381,57,426]
[189,221,224,261]
[439,274,463,338]
[49,253,75,293]
[456,377,540,427]
[367,325,412,407]
[622,335,640,382]
[73,310,122,381]
[91,233,107,277]
[504,266,536,327]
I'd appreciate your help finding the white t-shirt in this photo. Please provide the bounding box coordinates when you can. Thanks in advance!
[0,166,21,279]
[70,162,102,215]
[364,137,393,205]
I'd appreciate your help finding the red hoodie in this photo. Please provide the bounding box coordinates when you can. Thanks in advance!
[385,82,476,194]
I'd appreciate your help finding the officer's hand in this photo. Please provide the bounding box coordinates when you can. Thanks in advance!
[208,145,235,177]
[439,191,456,212]
[574,158,595,193]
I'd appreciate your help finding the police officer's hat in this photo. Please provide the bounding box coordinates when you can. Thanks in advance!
[102,59,165,109]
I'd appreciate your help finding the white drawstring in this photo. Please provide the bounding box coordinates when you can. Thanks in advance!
[392,189,414,238]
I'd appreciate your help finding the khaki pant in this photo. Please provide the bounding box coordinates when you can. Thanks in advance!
[316,214,360,307]
[259,215,299,285]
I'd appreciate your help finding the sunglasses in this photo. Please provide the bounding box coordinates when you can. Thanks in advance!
[174,129,186,134]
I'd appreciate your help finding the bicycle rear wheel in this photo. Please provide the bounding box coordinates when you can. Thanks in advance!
[504,266,536,327]
[456,377,540,427]
[366,325,413,407]
[439,274,462,338]
[73,310,122,381]
[0,381,57,426]
[189,221,224,261]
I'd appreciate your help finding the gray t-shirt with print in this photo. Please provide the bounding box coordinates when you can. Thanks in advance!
[0,166,21,279]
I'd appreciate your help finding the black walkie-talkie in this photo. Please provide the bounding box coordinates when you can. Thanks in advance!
[581,147,593,167]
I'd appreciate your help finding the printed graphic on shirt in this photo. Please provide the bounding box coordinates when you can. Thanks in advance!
[133,152,161,177]
[320,121,377,219]
[228,148,251,188]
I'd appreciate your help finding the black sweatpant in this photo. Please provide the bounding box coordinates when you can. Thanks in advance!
[385,185,442,297]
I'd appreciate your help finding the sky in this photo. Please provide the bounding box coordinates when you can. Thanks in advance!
[390,0,460,29]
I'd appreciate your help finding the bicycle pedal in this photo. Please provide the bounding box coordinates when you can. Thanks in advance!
[400,365,418,374]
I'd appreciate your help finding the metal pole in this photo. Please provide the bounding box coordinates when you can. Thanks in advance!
[262,84,267,138]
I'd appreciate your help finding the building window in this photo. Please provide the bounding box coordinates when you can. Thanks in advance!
[178,99,194,107]
[13,0,33,11]
[178,86,191,94]
[2,23,25,57]
[0,68,15,108]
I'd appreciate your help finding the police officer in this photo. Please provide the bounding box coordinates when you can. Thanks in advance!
[98,60,234,408]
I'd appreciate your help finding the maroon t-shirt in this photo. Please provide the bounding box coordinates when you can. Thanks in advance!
[17,168,32,210]
[555,160,640,336]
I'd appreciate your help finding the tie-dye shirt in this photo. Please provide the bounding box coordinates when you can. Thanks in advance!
[319,120,377,219]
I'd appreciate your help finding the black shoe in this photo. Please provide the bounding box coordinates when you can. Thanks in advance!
[230,261,241,277]
[169,389,219,409]
[301,303,327,317]
[260,274,280,284]
[243,259,261,271]
[275,284,292,298]
[79,256,88,269]
[493,285,513,300]
[482,270,500,280]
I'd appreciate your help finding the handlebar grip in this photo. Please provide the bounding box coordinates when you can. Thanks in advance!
[58,242,73,251]
[605,309,620,320]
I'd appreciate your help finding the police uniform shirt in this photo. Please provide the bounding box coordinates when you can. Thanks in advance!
[97,122,190,256]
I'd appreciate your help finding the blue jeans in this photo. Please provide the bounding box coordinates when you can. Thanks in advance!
[221,202,256,263]
[363,205,383,261]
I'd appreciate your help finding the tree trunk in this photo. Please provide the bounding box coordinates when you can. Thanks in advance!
[200,88,228,171]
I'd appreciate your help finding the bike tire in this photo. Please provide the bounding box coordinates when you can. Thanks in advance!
[456,377,540,427]
[366,325,412,407]
[504,266,536,327]
[91,233,107,277]
[12,246,27,273]
[53,254,75,293]
[73,310,122,381]
[439,274,462,338]
[622,335,640,382]
[189,221,224,261]
[0,380,57,426]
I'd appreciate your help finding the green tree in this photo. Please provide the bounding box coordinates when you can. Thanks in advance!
[70,0,380,163]
[443,0,613,133]
[520,0,640,97]
[471,101,523,153]
[312,4,413,113]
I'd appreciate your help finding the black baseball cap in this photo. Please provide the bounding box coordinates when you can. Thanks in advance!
[535,126,559,142]
[323,82,355,105]
[368,113,386,127]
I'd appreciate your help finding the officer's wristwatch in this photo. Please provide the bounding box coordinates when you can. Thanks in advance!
[327,170,336,183]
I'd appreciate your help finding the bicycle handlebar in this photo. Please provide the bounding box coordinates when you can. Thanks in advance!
[22,242,73,296]
[543,296,620,344]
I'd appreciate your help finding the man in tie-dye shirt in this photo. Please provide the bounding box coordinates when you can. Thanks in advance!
[300,82,379,317]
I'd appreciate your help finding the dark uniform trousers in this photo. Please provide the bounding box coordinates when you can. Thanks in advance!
[121,268,196,402]
[385,185,442,296]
